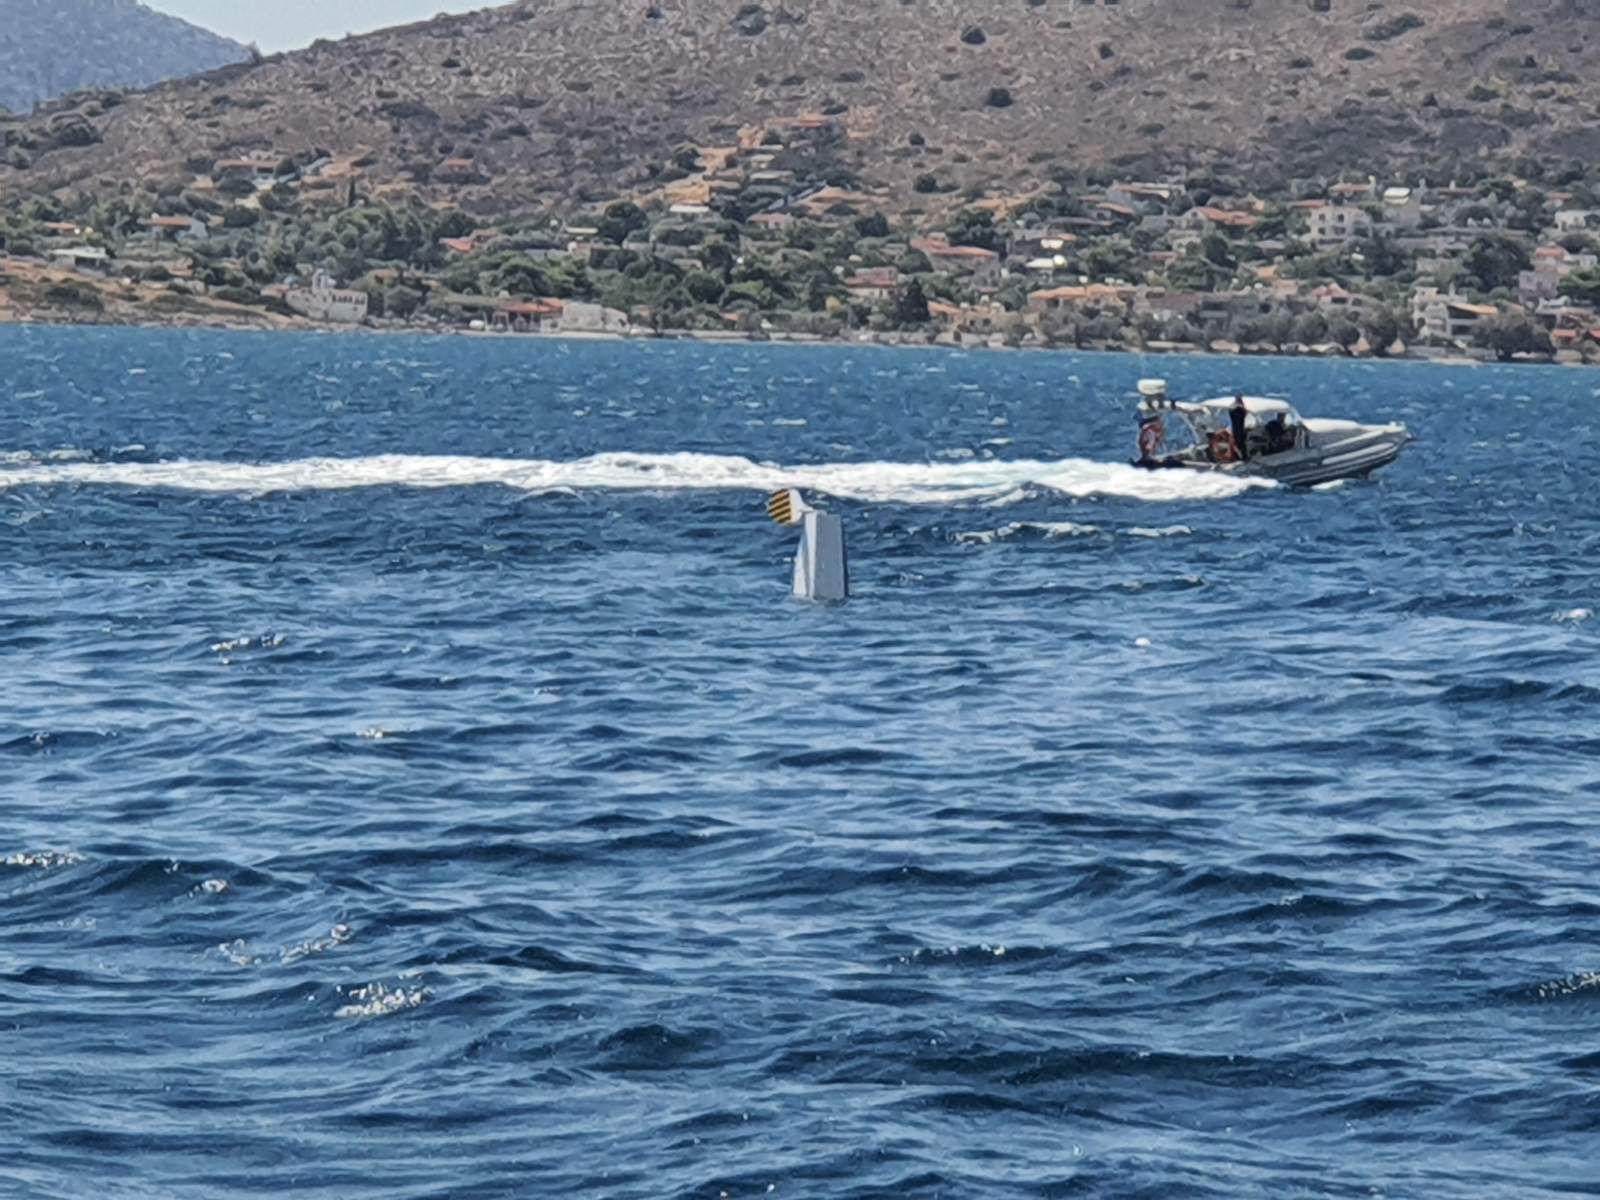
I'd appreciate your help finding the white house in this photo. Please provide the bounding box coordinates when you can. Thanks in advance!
[50,246,109,274]
[1518,245,1599,304]
[1103,182,1182,212]
[1412,286,1495,343]
[1307,204,1373,247]
[667,203,716,223]
[1381,186,1427,230]
[285,270,369,324]
[559,301,630,334]
[1006,228,1075,261]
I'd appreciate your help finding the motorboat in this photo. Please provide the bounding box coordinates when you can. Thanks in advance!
[1133,379,1410,487]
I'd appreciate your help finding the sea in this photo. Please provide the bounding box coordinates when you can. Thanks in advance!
[2,326,1597,1200]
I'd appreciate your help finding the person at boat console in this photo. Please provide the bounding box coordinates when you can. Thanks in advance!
[1230,394,1250,462]
[1264,410,1297,455]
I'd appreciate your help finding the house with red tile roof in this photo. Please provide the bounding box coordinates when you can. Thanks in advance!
[911,235,1003,286]
[1183,206,1260,233]
[1027,283,1135,313]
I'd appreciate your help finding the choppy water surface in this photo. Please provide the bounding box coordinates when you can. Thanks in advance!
[3,327,1598,1199]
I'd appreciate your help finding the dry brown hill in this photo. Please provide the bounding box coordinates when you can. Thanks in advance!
[0,0,246,115]
[4,0,1600,215]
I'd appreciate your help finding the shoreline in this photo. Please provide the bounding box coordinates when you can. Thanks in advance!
[0,256,1577,366]
[0,309,1570,368]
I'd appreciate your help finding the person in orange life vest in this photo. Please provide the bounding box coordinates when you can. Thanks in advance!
[1137,413,1166,466]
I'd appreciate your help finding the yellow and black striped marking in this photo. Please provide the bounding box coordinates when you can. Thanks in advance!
[767,489,801,526]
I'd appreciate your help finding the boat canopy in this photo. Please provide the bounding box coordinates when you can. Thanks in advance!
[1138,396,1300,424]
[1195,396,1298,417]
[1135,381,1305,437]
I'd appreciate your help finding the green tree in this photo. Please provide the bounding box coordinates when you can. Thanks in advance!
[892,278,931,326]
[1166,254,1221,292]
[1329,316,1361,350]
[492,256,551,296]
[1233,317,1269,345]
[383,285,425,319]
[436,209,475,239]
[946,208,998,251]
[724,280,779,310]
[1361,307,1402,354]
[1506,189,1550,234]
[258,183,298,214]
[1477,179,1517,204]
[1084,238,1136,280]
[804,271,840,312]
[702,240,737,277]
[855,212,891,239]
[1251,310,1290,348]
[1201,233,1235,270]
[1475,311,1551,361]
[897,250,933,275]
[1463,234,1531,292]
[598,201,648,246]
[683,269,725,305]
[1558,268,1600,306]
[1293,311,1329,344]
[731,255,793,300]
[670,143,702,174]
[1350,234,1403,278]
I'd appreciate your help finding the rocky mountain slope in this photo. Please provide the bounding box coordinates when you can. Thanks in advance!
[0,0,247,114]
[4,0,1600,212]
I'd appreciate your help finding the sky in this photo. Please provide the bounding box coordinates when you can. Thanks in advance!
[147,1,492,53]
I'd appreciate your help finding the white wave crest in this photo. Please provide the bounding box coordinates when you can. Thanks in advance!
[1126,525,1193,539]
[1554,608,1594,624]
[1530,971,1600,1000]
[335,981,427,1020]
[0,451,1267,506]
[4,850,84,869]
[956,521,1100,545]
[283,923,354,964]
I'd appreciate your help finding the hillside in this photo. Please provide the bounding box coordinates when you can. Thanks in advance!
[3,0,1600,213]
[0,0,247,115]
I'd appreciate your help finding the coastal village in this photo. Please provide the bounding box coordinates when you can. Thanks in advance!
[4,111,1600,362]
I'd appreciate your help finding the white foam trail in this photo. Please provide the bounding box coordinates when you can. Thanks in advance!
[0,451,1266,505]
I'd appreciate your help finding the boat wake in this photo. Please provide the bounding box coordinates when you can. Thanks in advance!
[0,451,1267,505]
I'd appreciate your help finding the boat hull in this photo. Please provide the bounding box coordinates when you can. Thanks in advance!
[1145,427,1411,487]
[1254,429,1409,487]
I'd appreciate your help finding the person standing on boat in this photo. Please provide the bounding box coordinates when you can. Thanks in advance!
[1230,394,1250,462]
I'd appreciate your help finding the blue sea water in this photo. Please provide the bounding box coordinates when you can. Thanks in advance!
[2,325,1598,1200]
